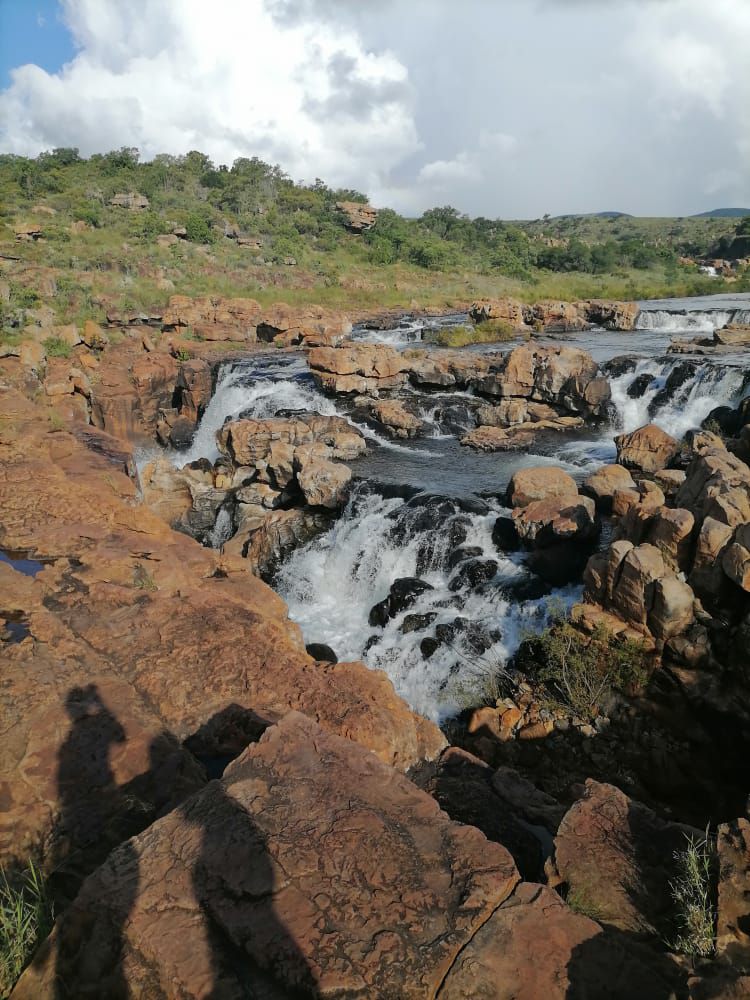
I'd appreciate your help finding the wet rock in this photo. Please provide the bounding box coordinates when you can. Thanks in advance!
[551,779,700,938]
[582,299,640,331]
[447,545,484,570]
[420,636,439,658]
[305,642,338,663]
[604,355,639,378]
[508,466,579,508]
[492,515,521,552]
[369,398,422,438]
[400,612,438,634]
[448,558,498,592]
[626,372,655,399]
[241,507,332,575]
[648,360,698,415]
[369,577,434,627]
[15,712,519,1000]
[615,423,680,473]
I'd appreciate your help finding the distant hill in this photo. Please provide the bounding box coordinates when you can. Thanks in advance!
[693,208,750,218]
[553,211,633,220]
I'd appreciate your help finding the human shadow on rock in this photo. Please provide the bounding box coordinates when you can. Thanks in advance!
[184,779,317,998]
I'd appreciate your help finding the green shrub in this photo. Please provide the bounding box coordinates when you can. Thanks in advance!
[10,285,39,310]
[42,337,72,358]
[184,212,214,244]
[669,831,716,958]
[0,861,54,996]
[515,620,650,720]
[424,319,517,348]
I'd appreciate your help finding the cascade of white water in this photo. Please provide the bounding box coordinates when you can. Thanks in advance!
[635,309,735,333]
[608,359,748,437]
[275,487,579,722]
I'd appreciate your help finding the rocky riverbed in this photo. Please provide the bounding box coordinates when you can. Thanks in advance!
[2,293,750,997]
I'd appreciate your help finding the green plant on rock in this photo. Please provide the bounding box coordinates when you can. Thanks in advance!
[133,562,158,592]
[515,619,650,720]
[0,861,54,997]
[42,336,72,358]
[669,830,716,959]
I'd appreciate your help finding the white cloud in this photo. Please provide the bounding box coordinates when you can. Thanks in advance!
[0,0,420,200]
[1,0,748,216]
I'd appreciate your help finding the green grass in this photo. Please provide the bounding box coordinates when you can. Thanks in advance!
[0,861,54,998]
[424,319,519,347]
[42,336,72,358]
[669,831,716,959]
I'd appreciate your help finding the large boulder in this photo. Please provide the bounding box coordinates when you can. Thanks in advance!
[508,466,579,508]
[583,300,640,331]
[15,712,520,999]
[551,780,700,939]
[512,495,598,548]
[308,344,410,395]
[582,464,636,512]
[335,200,377,232]
[615,424,680,473]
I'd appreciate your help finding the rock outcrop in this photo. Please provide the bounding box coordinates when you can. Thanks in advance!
[615,423,681,473]
[0,389,445,889]
[550,780,700,939]
[15,715,682,1000]
[336,200,378,232]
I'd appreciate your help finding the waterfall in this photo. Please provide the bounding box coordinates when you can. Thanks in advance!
[608,358,749,438]
[635,308,750,333]
[275,486,579,722]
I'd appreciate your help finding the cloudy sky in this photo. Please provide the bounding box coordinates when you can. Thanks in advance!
[0,0,748,218]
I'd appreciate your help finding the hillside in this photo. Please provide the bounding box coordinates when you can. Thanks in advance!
[1,148,748,343]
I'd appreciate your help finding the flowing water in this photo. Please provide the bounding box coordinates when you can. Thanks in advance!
[172,293,750,721]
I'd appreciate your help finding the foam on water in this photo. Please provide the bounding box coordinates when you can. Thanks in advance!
[275,487,579,722]
[609,358,749,438]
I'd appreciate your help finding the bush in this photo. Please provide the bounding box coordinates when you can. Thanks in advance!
[184,212,214,244]
[0,861,54,996]
[43,336,73,358]
[515,620,650,720]
[669,831,716,958]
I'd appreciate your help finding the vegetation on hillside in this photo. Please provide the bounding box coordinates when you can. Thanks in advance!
[1,147,748,342]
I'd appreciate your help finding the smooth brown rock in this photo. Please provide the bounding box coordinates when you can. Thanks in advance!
[512,495,597,548]
[611,543,667,627]
[370,399,423,438]
[648,577,695,644]
[646,507,695,572]
[582,464,636,512]
[15,713,518,999]
[508,466,579,508]
[615,423,680,473]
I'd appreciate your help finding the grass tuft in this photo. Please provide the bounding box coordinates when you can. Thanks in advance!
[0,861,54,997]
[669,830,716,959]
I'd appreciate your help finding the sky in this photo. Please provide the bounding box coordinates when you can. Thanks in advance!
[0,0,748,219]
